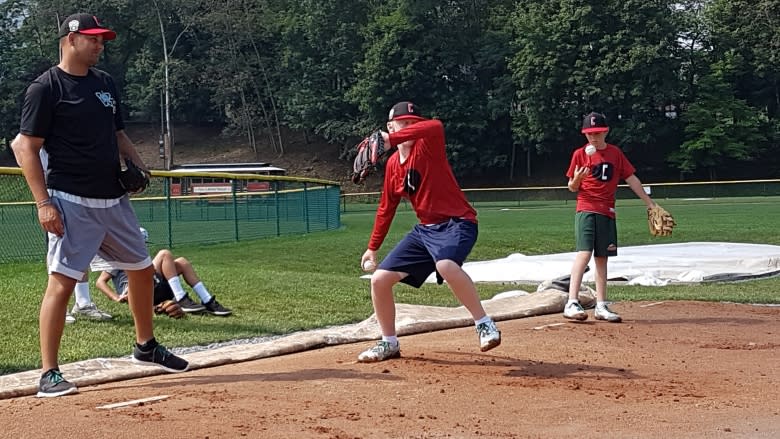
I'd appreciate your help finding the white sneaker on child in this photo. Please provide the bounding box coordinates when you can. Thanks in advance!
[357,341,401,363]
[563,302,588,321]
[477,320,501,352]
[594,304,622,322]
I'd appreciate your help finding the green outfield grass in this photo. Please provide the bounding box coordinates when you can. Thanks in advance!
[1,197,779,375]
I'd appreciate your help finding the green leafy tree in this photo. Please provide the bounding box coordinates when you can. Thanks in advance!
[349,0,515,176]
[198,0,284,156]
[700,0,779,176]
[670,54,769,180]
[706,0,779,117]
[272,0,368,154]
[508,0,682,172]
[0,0,59,152]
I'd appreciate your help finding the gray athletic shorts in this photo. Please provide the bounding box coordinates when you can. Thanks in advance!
[47,192,151,280]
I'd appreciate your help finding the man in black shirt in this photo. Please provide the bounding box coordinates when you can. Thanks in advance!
[11,13,189,398]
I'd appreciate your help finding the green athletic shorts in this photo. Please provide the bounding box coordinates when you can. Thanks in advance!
[575,211,617,257]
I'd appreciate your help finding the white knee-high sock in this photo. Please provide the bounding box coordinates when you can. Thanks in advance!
[167,277,187,301]
[192,282,212,304]
[74,281,92,307]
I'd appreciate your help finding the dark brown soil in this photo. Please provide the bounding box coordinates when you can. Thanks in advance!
[1,301,777,438]
[126,123,372,191]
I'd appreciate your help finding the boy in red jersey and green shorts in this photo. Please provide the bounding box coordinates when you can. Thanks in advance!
[564,112,658,323]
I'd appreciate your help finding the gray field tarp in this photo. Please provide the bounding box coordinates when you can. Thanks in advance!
[438,242,780,286]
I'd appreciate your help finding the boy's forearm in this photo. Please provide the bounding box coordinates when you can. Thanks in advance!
[95,282,119,301]
[625,175,655,207]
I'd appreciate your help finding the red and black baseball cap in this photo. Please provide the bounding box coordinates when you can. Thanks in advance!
[581,112,609,133]
[58,13,116,40]
[388,101,426,122]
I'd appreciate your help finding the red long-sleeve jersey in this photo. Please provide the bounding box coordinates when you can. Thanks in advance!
[367,119,477,251]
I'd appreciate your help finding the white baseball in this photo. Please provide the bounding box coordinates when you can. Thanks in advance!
[585,144,596,156]
[362,260,376,272]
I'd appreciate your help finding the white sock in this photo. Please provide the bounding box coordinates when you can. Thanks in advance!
[474,315,492,326]
[567,299,579,306]
[167,277,187,301]
[596,301,608,309]
[74,281,92,307]
[381,335,399,346]
[192,282,212,304]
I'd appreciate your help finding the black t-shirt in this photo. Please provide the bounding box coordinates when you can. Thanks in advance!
[20,66,126,198]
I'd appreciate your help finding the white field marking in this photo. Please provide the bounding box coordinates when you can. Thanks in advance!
[639,301,666,308]
[97,395,170,410]
[532,322,566,330]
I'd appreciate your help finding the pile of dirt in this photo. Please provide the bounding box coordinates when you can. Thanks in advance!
[126,123,365,190]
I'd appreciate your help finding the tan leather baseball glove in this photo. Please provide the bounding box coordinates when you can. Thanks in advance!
[648,205,676,237]
[154,299,185,319]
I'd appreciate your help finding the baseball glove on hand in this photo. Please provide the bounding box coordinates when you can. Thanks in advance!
[351,131,386,184]
[154,300,185,319]
[119,159,150,194]
[648,205,676,237]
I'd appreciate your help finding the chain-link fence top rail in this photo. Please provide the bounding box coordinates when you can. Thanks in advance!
[0,167,341,263]
[340,179,780,213]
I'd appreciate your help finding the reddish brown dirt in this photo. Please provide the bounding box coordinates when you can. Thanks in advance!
[1,301,778,439]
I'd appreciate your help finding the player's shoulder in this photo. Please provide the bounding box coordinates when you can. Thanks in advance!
[26,66,58,92]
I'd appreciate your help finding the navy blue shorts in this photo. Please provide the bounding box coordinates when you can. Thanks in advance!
[378,218,478,288]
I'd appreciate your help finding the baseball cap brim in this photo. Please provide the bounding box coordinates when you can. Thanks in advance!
[581,127,609,134]
[76,28,117,40]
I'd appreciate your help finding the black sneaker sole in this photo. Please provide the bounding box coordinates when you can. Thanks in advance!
[36,386,79,398]
[132,357,190,373]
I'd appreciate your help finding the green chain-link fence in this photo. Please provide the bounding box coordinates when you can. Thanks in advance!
[0,167,341,263]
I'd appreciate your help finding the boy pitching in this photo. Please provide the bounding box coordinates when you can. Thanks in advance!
[357,101,501,362]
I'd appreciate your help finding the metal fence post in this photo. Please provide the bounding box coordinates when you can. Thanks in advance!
[304,183,310,233]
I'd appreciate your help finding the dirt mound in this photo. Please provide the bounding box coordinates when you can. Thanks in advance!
[1,301,777,438]
[126,123,364,189]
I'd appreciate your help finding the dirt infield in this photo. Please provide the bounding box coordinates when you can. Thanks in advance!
[1,301,777,439]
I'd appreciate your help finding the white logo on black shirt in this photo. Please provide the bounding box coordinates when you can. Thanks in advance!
[95,91,115,114]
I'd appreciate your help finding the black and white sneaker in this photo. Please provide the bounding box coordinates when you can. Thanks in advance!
[37,368,78,398]
[203,297,232,316]
[177,294,205,313]
[132,343,189,373]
